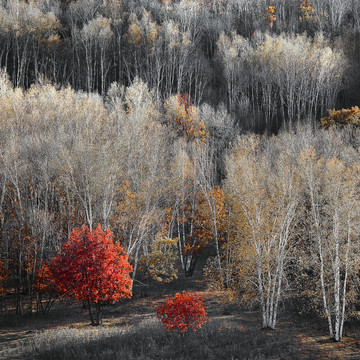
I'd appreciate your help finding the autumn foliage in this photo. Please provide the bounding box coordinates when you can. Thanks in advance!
[33,264,59,314]
[0,260,7,296]
[266,5,276,27]
[180,186,228,257]
[140,234,178,283]
[320,107,360,129]
[49,224,133,325]
[157,291,209,333]
[166,94,208,142]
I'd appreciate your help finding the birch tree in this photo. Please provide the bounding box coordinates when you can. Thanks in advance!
[298,146,360,341]
[79,15,113,93]
[107,78,171,282]
[225,135,300,329]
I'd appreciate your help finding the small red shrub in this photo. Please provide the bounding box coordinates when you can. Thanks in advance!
[157,291,209,333]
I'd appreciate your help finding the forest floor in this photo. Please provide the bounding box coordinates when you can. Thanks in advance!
[1,266,360,359]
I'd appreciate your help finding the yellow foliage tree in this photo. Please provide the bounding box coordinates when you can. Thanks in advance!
[224,135,300,329]
[140,234,178,283]
[298,146,360,341]
[165,94,208,142]
[320,107,360,129]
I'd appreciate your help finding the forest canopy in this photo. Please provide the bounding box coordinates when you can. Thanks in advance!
[0,0,359,131]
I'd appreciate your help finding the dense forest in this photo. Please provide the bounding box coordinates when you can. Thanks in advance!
[1,0,360,344]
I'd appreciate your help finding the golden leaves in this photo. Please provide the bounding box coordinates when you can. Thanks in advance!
[165,94,208,142]
[140,233,178,283]
[299,0,315,23]
[264,5,276,28]
[320,107,360,129]
[127,23,143,46]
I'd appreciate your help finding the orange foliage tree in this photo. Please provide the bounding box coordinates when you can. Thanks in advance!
[182,186,228,274]
[266,5,276,28]
[168,185,228,277]
[157,291,208,333]
[192,186,228,250]
[34,264,58,314]
[49,224,133,325]
[0,260,8,296]
[299,0,315,27]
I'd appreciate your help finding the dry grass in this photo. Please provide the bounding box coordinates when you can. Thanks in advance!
[2,316,304,360]
[1,268,360,359]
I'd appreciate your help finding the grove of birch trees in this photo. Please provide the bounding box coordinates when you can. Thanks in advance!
[1,0,360,342]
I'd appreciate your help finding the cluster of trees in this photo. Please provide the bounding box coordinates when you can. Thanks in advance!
[1,0,360,344]
[0,0,359,131]
[1,67,360,341]
[0,71,227,316]
[204,126,360,341]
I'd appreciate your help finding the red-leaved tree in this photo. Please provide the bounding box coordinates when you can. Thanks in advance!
[157,291,209,333]
[49,224,133,325]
